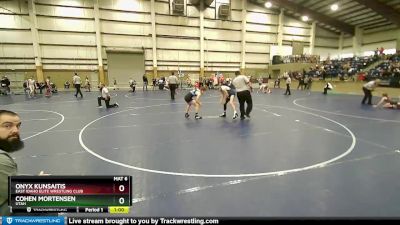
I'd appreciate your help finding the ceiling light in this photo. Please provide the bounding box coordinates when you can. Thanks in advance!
[265,1,272,8]
[301,15,309,22]
[330,4,339,11]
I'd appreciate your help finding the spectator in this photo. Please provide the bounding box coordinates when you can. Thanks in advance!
[45,76,52,97]
[4,76,10,93]
[158,78,164,90]
[143,74,148,91]
[186,77,192,88]
[27,77,36,98]
[297,74,305,90]
[284,75,291,96]
[323,82,333,95]
[23,80,28,94]
[306,76,313,94]
[64,81,70,89]
[85,76,91,92]
[257,77,263,87]
[152,78,157,91]
[129,78,136,92]
[274,76,281,89]
[113,78,118,90]
[36,82,46,94]
[50,82,58,93]
[0,76,11,95]
[379,47,384,56]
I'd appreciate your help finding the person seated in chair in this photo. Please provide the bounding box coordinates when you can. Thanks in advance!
[0,76,10,95]
[129,78,136,92]
[36,82,46,94]
[274,77,281,88]
[64,81,70,89]
[51,83,58,93]
[0,76,9,95]
[23,80,28,94]
[158,79,165,90]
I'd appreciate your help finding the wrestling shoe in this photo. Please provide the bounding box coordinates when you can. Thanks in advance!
[232,112,238,119]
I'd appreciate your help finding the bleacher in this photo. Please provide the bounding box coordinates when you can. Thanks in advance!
[366,53,400,87]
[322,56,377,78]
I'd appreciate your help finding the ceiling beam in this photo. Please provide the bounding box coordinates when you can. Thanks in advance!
[254,0,355,35]
[352,0,400,27]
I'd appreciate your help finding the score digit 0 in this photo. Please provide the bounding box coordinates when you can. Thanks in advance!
[119,197,125,205]
[118,185,125,192]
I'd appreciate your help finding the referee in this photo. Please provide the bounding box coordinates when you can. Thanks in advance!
[168,72,179,100]
[232,71,253,120]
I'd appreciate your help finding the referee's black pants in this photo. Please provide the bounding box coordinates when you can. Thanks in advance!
[284,84,291,95]
[74,84,83,97]
[362,87,372,105]
[236,90,252,118]
[169,84,177,100]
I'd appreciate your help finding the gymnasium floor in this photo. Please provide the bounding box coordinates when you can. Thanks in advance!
[1,88,400,217]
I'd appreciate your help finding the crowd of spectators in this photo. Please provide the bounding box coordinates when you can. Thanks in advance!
[365,53,400,87]
[278,50,399,88]
[22,80,58,95]
[279,54,381,82]
[200,74,227,89]
[320,56,377,80]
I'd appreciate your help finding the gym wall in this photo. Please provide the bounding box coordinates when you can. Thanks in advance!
[1,0,399,87]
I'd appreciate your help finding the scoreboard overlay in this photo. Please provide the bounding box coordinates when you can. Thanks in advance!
[8,176,132,214]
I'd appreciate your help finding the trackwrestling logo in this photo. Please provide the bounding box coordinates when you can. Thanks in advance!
[1,217,64,225]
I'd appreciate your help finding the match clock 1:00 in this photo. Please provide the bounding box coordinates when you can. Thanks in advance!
[109,206,130,214]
